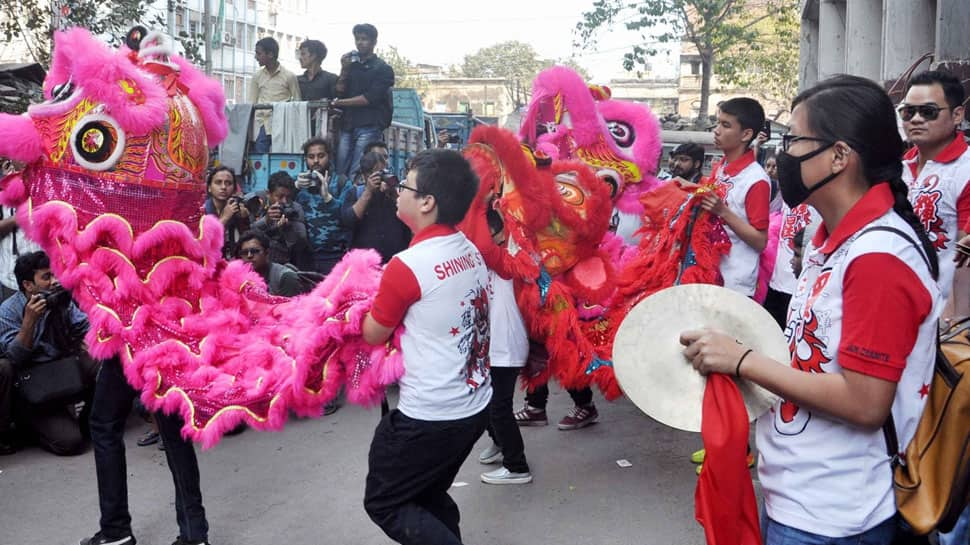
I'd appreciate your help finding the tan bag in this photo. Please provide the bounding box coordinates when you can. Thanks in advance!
[886,319,970,535]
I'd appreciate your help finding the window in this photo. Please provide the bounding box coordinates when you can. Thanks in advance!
[483,102,495,116]
[690,61,700,75]
[459,101,470,113]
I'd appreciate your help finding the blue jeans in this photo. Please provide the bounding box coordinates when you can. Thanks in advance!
[336,125,384,178]
[939,505,970,545]
[252,125,271,154]
[89,358,209,541]
[762,515,897,545]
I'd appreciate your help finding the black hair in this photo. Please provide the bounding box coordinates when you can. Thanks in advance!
[235,230,270,256]
[352,23,378,41]
[908,70,966,110]
[267,171,296,193]
[299,39,327,62]
[302,137,331,158]
[362,141,388,155]
[358,151,385,177]
[206,165,235,188]
[671,143,705,164]
[255,37,279,59]
[719,97,766,146]
[793,74,939,281]
[408,149,479,226]
[14,250,50,292]
[486,206,504,237]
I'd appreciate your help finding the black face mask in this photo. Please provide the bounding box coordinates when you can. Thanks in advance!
[776,143,840,208]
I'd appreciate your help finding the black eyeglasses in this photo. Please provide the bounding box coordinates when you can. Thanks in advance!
[239,248,263,257]
[395,183,423,195]
[897,104,950,122]
[781,134,833,152]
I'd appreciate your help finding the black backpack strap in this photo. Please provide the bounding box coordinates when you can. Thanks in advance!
[859,225,930,469]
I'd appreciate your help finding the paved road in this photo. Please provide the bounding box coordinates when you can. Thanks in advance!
[1,388,710,545]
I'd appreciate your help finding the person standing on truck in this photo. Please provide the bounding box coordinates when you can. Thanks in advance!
[332,23,395,180]
[297,39,338,101]
[249,37,300,153]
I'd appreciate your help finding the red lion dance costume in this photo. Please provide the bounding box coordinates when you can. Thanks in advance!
[461,66,731,400]
[0,28,398,447]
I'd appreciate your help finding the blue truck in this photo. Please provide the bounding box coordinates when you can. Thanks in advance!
[221,89,437,193]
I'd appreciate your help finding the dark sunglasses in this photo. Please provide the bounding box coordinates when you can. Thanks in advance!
[897,104,950,122]
[781,134,833,152]
[239,248,264,257]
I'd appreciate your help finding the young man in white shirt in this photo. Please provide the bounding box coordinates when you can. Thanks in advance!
[362,149,491,545]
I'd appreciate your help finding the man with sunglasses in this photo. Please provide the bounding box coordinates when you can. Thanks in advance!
[900,70,970,319]
[236,231,305,297]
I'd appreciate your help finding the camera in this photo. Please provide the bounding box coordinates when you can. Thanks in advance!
[349,50,360,64]
[38,285,71,310]
[279,202,300,221]
[379,168,399,187]
[301,168,326,191]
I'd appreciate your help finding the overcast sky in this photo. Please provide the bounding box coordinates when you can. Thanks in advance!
[308,0,679,82]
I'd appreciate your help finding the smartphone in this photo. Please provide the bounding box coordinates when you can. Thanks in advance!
[763,120,772,140]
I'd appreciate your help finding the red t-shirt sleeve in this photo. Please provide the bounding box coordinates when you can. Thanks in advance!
[370,257,421,328]
[838,253,932,382]
[744,180,770,230]
[956,179,970,232]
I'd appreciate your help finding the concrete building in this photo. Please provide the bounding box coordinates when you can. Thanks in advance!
[799,0,970,99]
[173,0,311,104]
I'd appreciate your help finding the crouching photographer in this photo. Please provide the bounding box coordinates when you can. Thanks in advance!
[0,251,98,455]
[252,171,311,268]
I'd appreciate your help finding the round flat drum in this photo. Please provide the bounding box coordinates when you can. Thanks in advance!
[613,284,788,432]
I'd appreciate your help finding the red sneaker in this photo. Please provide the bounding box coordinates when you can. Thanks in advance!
[557,403,598,430]
[513,404,548,426]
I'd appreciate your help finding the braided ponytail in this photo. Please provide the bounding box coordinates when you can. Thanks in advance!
[885,174,940,281]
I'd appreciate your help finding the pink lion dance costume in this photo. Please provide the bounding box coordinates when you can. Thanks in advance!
[0,28,397,447]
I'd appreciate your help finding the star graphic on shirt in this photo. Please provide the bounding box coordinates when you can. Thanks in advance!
[918,383,930,399]
[449,327,460,337]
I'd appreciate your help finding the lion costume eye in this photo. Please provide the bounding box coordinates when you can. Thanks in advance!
[50,80,75,103]
[606,120,635,149]
[69,114,126,171]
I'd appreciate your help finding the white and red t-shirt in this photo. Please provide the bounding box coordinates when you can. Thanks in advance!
[757,184,941,537]
[488,272,528,368]
[768,203,819,295]
[370,225,492,421]
[903,134,970,300]
[710,150,770,296]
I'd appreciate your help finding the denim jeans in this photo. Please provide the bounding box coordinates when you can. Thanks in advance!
[336,125,384,178]
[939,505,970,545]
[89,358,208,541]
[364,408,488,545]
[762,515,897,545]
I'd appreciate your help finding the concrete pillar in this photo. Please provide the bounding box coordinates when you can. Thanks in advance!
[882,0,935,82]
[936,0,970,62]
[798,15,819,91]
[817,0,847,80]
[845,0,882,80]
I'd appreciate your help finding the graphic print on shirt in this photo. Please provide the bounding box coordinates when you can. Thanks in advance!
[778,270,832,433]
[456,285,490,392]
[780,204,812,250]
[911,175,948,250]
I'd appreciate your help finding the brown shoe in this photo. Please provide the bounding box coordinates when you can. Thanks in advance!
[513,404,548,426]
[558,403,598,430]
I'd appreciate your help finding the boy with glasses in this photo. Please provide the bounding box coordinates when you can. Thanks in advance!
[362,149,490,545]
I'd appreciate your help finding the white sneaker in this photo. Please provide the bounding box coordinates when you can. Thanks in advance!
[478,443,503,464]
[481,467,533,485]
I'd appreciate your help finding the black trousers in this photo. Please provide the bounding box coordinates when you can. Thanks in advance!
[0,358,12,434]
[486,367,529,473]
[525,384,593,410]
[10,355,99,456]
[364,407,489,545]
[763,287,792,331]
[89,358,208,541]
